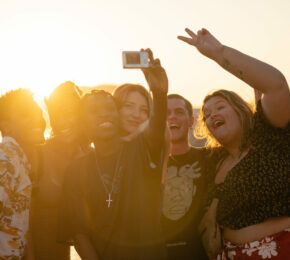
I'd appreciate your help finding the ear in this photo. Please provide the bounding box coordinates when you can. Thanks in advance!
[189,116,194,128]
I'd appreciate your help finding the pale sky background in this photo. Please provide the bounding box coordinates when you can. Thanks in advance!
[0,0,289,107]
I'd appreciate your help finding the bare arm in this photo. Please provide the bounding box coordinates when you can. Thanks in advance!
[74,234,99,260]
[178,28,290,127]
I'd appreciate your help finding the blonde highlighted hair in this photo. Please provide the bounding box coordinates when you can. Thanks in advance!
[113,83,152,114]
[194,89,254,150]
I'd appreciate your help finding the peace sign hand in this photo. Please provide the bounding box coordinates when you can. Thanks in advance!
[178,28,223,62]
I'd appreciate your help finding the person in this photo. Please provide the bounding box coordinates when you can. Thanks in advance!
[113,83,151,137]
[178,28,290,259]
[0,89,45,259]
[58,49,168,259]
[113,83,170,186]
[162,94,207,260]
[31,81,89,260]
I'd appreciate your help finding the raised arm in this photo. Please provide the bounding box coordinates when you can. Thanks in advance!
[141,49,168,163]
[178,28,290,127]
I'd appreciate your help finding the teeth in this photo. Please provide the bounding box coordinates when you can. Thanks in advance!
[169,124,179,129]
[99,122,113,128]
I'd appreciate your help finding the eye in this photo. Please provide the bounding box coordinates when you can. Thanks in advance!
[175,109,185,115]
[217,105,225,110]
[123,103,134,109]
[204,112,210,119]
[141,108,149,114]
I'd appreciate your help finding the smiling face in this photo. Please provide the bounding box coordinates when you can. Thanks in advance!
[167,98,194,144]
[119,91,149,135]
[203,96,243,147]
[50,99,80,144]
[82,93,120,141]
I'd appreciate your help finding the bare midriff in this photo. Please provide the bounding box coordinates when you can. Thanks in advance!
[223,216,290,245]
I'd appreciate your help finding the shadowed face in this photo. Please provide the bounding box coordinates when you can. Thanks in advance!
[82,94,120,141]
[8,101,45,145]
[119,91,149,135]
[203,96,242,147]
[167,98,193,143]
[50,98,80,144]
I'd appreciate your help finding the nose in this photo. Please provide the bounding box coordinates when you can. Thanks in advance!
[209,110,218,120]
[132,108,141,119]
[167,113,178,124]
[167,110,175,120]
[98,108,111,118]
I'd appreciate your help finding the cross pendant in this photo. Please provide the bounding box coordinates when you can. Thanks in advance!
[106,193,113,208]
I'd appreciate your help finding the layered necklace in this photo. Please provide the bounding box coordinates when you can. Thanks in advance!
[94,145,123,208]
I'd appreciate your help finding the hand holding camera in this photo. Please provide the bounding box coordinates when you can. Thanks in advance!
[122,49,168,94]
[141,48,168,94]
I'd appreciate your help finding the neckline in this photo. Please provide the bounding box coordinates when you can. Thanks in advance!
[214,147,251,186]
[94,144,124,208]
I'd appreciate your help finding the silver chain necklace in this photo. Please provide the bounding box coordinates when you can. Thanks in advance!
[94,146,123,208]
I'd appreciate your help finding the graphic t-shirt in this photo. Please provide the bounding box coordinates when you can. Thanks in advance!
[162,147,207,260]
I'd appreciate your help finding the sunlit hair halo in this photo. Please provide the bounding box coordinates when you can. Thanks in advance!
[194,89,254,151]
[81,89,113,104]
[0,89,35,132]
[45,81,82,118]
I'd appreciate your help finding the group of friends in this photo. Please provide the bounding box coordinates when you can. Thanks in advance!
[0,28,289,260]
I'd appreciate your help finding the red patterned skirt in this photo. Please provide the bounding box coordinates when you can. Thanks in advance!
[213,229,290,259]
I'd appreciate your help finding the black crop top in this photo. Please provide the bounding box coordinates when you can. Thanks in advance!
[206,101,290,229]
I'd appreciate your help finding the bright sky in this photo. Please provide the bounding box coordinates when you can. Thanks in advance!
[0,0,289,106]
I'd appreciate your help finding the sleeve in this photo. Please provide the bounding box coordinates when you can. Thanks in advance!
[57,161,90,245]
[251,100,290,149]
[139,133,165,174]
[144,90,167,166]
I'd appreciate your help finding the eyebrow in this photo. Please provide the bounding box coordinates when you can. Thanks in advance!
[215,100,226,105]
[174,107,186,112]
[204,100,226,114]
[125,101,148,108]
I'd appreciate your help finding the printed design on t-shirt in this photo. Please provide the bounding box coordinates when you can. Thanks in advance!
[163,161,201,221]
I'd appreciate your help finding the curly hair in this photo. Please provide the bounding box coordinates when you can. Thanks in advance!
[81,89,113,105]
[0,89,34,132]
[194,89,254,151]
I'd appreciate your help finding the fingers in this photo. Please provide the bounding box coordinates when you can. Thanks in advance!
[141,48,157,68]
[151,58,161,68]
[141,48,162,69]
[201,28,209,34]
[178,27,210,46]
[177,36,196,46]
[178,28,198,46]
[142,48,154,62]
[185,28,196,38]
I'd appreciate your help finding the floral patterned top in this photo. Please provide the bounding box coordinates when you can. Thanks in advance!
[206,101,290,229]
[0,137,32,259]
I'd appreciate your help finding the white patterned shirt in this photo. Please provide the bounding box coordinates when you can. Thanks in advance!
[0,137,32,259]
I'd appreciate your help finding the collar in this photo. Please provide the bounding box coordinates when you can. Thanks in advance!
[2,136,30,168]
